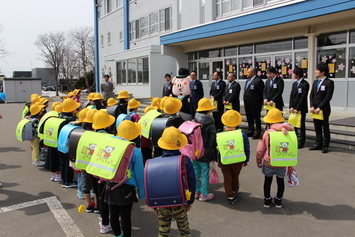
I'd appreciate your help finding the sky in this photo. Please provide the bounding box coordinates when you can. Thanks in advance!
[0,0,94,77]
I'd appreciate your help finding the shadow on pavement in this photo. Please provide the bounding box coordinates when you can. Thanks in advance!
[0,163,22,171]
[0,147,26,153]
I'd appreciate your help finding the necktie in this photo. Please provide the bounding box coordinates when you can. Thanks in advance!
[316,80,321,91]
[270,79,273,88]
[215,81,218,88]
[246,79,251,89]
[228,82,233,89]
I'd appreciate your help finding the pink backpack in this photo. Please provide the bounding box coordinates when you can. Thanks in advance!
[178,121,205,160]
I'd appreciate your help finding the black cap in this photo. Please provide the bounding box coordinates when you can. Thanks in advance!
[177,68,189,78]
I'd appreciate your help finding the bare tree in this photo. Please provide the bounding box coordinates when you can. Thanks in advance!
[0,24,10,59]
[70,26,95,92]
[34,31,68,96]
[60,47,79,92]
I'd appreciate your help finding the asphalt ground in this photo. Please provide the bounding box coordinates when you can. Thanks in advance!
[0,102,354,237]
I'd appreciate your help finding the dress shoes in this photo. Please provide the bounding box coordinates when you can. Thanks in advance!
[322,147,329,153]
[298,144,304,149]
[309,145,322,150]
[252,134,261,140]
[246,132,254,137]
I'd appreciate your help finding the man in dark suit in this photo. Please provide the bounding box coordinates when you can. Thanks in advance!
[210,71,226,132]
[289,67,309,149]
[263,66,284,111]
[309,63,334,153]
[162,73,173,97]
[101,75,114,101]
[189,71,204,118]
[223,72,241,112]
[243,68,264,139]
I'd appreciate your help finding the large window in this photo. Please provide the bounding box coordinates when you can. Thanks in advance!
[255,40,292,53]
[149,12,159,34]
[160,7,171,31]
[224,58,238,79]
[116,57,149,85]
[143,57,149,84]
[127,59,136,83]
[255,56,271,79]
[116,61,127,85]
[318,32,347,47]
[239,56,252,79]
[318,48,346,78]
[106,0,112,14]
[140,16,149,38]
[295,51,308,78]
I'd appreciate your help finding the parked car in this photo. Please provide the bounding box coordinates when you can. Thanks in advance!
[44,86,56,91]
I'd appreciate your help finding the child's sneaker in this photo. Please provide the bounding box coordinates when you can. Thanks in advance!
[199,193,214,202]
[86,203,95,213]
[227,196,237,204]
[264,196,272,208]
[33,161,45,167]
[94,206,100,213]
[50,173,56,181]
[54,173,62,182]
[194,191,200,199]
[100,224,112,234]
[77,190,85,199]
[64,181,78,188]
[274,196,283,208]
[98,217,102,227]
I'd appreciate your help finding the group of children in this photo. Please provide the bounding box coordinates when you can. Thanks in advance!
[19,87,295,237]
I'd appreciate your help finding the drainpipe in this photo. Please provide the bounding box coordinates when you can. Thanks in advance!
[94,0,100,92]
[124,0,129,50]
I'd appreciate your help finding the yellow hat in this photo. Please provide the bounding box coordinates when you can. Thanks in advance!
[196,98,216,112]
[77,108,89,123]
[160,96,169,111]
[84,109,98,123]
[128,99,141,109]
[117,90,130,99]
[54,104,63,113]
[221,110,242,127]
[31,96,41,104]
[263,108,285,124]
[51,101,60,110]
[88,92,95,101]
[40,98,50,104]
[92,110,115,130]
[163,97,182,115]
[73,89,81,96]
[144,105,157,114]
[158,127,187,150]
[67,92,74,98]
[30,94,41,99]
[61,98,80,113]
[107,98,118,107]
[30,103,45,115]
[150,97,161,108]
[93,93,104,101]
[117,120,142,141]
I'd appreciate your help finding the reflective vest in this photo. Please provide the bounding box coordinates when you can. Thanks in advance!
[22,106,30,119]
[138,110,162,138]
[86,136,133,180]
[38,111,59,139]
[16,119,33,141]
[216,129,246,165]
[75,131,112,170]
[269,131,298,167]
[43,117,66,147]
[87,105,94,109]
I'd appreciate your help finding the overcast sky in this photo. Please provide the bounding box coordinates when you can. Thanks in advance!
[0,0,94,77]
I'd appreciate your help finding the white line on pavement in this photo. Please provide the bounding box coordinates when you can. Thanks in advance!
[0,196,84,237]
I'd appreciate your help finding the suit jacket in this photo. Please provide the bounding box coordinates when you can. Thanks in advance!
[263,76,284,110]
[310,77,334,116]
[162,81,173,97]
[210,80,226,112]
[189,79,204,103]
[289,78,309,114]
[101,82,114,93]
[243,76,264,108]
[223,80,241,112]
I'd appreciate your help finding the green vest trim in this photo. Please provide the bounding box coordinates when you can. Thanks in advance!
[75,131,112,170]
[217,129,246,165]
[87,105,94,109]
[16,119,31,141]
[38,111,59,139]
[22,107,30,119]
[138,110,162,138]
[43,118,66,147]
[269,131,298,167]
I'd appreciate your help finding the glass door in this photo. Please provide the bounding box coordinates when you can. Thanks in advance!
[274,54,293,79]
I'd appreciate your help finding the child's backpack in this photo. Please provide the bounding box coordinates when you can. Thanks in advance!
[150,118,171,147]
[68,129,86,162]
[269,130,298,167]
[115,113,131,129]
[42,117,66,148]
[16,119,34,141]
[58,124,82,154]
[178,121,205,160]
[144,155,190,208]
[85,136,135,190]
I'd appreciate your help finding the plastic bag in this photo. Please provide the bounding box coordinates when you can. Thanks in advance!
[263,104,276,110]
[209,161,220,184]
[288,112,301,128]
[310,110,324,120]
[286,166,300,187]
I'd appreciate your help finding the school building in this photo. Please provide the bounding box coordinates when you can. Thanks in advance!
[94,0,355,110]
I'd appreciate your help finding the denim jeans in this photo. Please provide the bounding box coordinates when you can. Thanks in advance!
[192,160,210,196]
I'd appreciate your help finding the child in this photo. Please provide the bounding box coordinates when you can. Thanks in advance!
[163,97,185,128]
[107,98,118,107]
[117,90,130,114]
[103,120,145,237]
[256,108,294,208]
[154,127,196,237]
[28,103,46,167]
[217,110,250,204]
[72,89,81,103]
[127,98,141,122]
[140,106,156,165]
[192,98,217,201]
[92,93,105,110]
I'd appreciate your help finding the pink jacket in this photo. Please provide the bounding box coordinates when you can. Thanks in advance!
[72,96,80,103]
[256,123,294,169]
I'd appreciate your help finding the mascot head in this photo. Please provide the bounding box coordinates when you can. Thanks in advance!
[172,68,192,98]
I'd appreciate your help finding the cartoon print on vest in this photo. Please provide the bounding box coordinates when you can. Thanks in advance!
[227,140,235,150]
[88,143,96,156]
[143,119,149,127]
[280,142,289,153]
[103,146,115,159]
[47,127,54,136]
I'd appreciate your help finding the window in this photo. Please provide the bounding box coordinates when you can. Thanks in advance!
[116,0,123,8]
[350,30,355,44]
[199,49,221,59]
[127,59,136,83]
[143,57,149,84]
[160,7,171,32]
[119,31,123,42]
[149,12,159,34]
[216,0,239,17]
[318,48,346,78]
[130,22,135,41]
[188,52,198,60]
[294,37,308,49]
[349,47,355,78]
[107,32,111,45]
[238,56,252,79]
[100,35,104,47]
[275,54,292,79]
[200,0,206,24]
[255,40,292,53]
[140,16,148,38]
[318,32,347,47]
[239,44,253,55]
[97,0,103,18]
[224,47,238,56]
[224,58,237,79]
[106,0,112,14]
[295,51,308,78]
[135,20,140,39]
[255,56,271,79]
[116,61,127,84]
[137,58,143,83]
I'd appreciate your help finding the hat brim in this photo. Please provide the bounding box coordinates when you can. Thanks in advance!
[128,101,141,109]
[263,116,285,124]
[117,123,142,141]
[92,114,115,130]
[157,133,187,150]
[176,75,188,78]
[222,115,242,127]
[196,104,216,112]
[62,102,81,113]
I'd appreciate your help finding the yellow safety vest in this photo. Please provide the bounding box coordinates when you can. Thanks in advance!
[16,119,32,141]
[86,136,133,179]
[269,131,298,167]
[38,111,59,139]
[138,110,162,138]
[216,129,246,165]
[75,131,113,170]
[43,117,66,147]
[22,107,30,119]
